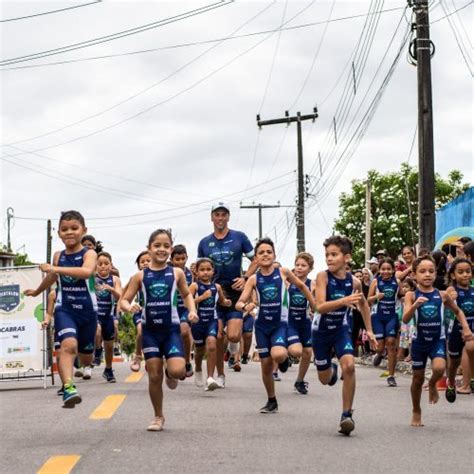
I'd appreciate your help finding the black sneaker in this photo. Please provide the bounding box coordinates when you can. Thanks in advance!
[373,353,383,367]
[185,363,194,378]
[259,400,278,414]
[113,346,120,356]
[470,379,474,392]
[241,354,249,365]
[328,362,338,386]
[102,368,116,383]
[278,358,289,374]
[445,385,456,403]
[339,411,355,436]
[387,376,397,387]
[57,385,64,396]
[93,356,101,367]
[294,380,309,395]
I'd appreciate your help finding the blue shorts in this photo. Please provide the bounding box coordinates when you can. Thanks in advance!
[217,286,243,324]
[312,326,353,371]
[53,329,60,350]
[98,316,115,341]
[54,309,97,354]
[411,338,446,370]
[243,314,255,334]
[288,320,312,348]
[255,321,287,359]
[372,311,399,340]
[133,311,142,326]
[448,318,474,358]
[191,320,218,347]
[179,307,190,325]
[142,326,184,360]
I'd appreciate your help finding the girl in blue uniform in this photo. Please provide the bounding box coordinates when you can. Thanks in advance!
[445,257,474,403]
[403,255,469,427]
[189,258,231,391]
[237,238,315,414]
[121,229,198,432]
[368,258,402,386]
[25,210,98,408]
[287,252,315,395]
[95,252,122,383]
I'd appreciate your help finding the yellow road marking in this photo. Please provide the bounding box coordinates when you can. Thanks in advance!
[89,394,126,420]
[125,372,144,383]
[37,455,80,474]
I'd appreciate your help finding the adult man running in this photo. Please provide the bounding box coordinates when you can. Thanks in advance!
[197,203,257,387]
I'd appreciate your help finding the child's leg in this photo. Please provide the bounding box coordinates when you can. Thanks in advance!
[226,317,243,344]
[447,353,461,387]
[260,356,275,398]
[288,343,303,360]
[270,346,288,365]
[465,340,474,381]
[104,339,114,369]
[411,369,425,426]
[166,357,186,380]
[386,337,397,376]
[297,347,312,382]
[180,321,192,366]
[136,323,143,356]
[194,346,205,373]
[216,319,225,377]
[59,337,78,384]
[339,354,356,413]
[206,337,217,378]
[95,325,103,361]
[459,348,471,392]
[428,357,445,404]
[375,339,386,357]
[146,357,164,417]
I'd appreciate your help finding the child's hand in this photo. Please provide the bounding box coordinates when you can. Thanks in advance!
[366,331,378,351]
[223,298,232,307]
[462,327,473,342]
[202,289,212,300]
[344,292,362,309]
[23,289,37,297]
[130,302,141,313]
[243,302,256,314]
[376,292,385,301]
[414,296,428,307]
[39,263,56,274]
[188,311,199,324]
[41,316,52,329]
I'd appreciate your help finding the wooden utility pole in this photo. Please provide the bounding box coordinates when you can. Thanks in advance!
[240,203,281,239]
[365,179,371,262]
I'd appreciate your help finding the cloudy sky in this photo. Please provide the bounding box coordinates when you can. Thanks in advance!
[1,0,472,279]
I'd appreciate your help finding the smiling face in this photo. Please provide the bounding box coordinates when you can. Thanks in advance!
[325,244,350,274]
[148,233,173,267]
[414,260,436,289]
[211,209,230,233]
[97,255,112,278]
[294,258,311,280]
[58,219,86,251]
[196,261,214,283]
[379,262,394,280]
[452,262,472,288]
[138,253,151,270]
[171,252,187,269]
[256,243,275,270]
[402,247,415,264]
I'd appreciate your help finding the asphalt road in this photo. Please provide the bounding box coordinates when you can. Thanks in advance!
[1,359,473,473]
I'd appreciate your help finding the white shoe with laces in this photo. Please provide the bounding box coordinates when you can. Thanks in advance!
[205,377,219,391]
[216,374,226,389]
[83,366,92,380]
[195,371,204,388]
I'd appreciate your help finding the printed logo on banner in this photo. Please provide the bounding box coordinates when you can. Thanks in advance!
[0,285,22,313]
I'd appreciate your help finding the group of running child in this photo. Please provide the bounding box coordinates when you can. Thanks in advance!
[24,204,474,435]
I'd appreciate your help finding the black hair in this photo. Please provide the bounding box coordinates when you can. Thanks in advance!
[135,250,150,268]
[60,210,85,227]
[82,234,96,246]
[431,250,447,277]
[464,241,474,260]
[323,235,353,255]
[418,247,430,257]
[401,245,415,256]
[195,257,215,270]
[379,257,395,270]
[171,244,187,258]
[412,254,435,273]
[97,251,112,262]
[459,236,472,244]
[148,229,173,246]
[447,257,472,286]
[402,277,417,291]
[255,237,275,254]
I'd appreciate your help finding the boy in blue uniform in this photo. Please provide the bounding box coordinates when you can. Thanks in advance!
[25,210,98,408]
[313,236,376,435]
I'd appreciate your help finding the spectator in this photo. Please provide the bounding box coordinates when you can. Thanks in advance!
[366,257,379,276]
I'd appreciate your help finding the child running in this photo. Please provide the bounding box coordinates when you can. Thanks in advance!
[236,238,315,414]
[95,252,122,382]
[189,258,231,390]
[313,236,377,435]
[120,229,198,432]
[287,252,315,395]
[445,257,474,403]
[25,210,98,408]
[368,257,402,386]
[402,255,469,427]
[170,244,194,378]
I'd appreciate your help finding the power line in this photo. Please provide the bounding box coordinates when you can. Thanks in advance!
[0,1,234,66]
[431,0,472,23]
[0,5,407,71]
[0,1,102,23]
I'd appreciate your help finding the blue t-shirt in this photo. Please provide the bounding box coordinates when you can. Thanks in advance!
[373,275,399,317]
[413,289,445,342]
[96,274,115,321]
[196,282,218,324]
[288,278,312,325]
[197,229,254,287]
[256,268,289,325]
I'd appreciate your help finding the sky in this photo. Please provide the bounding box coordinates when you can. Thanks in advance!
[1,0,472,280]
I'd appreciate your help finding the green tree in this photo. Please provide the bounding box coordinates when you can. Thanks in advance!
[333,163,470,266]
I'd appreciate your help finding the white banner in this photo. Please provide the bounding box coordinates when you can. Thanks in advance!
[0,266,45,375]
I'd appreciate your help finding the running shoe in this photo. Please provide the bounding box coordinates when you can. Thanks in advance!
[278,358,289,373]
[445,385,456,403]
[147,416,165,432]
[62,384,82,408]
[83,366,92,380]
[205,377,219,391]
[216,374,226,389]
[294,380,309,395]
[165,370,178,390]
[387,376,397,387]
[259,400,278,414]
[74,367,84,378]
[185,363,194,378]
[373,353,383,367]
[272,372,281,382]
[195,371,204,388]
[339,411,355,436]
[233,361,241,372]
[241,354,249,365]
[223,350,230,362]
[93,357,101,367]
[113,346,121,356]
[227,356,235,369]
[328,362,338,386]
[57,385,64,396]
[103,368,116,383]
[470,379,474,392]
[130,355,142,372]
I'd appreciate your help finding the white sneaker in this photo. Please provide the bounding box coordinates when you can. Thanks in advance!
[83,366,92,380]
[216,374,225,389]
[165,373,178,390]
[195,371,204,388]
[74,367,84,378]
[205,377,219,391]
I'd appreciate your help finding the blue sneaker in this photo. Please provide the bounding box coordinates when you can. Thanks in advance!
[228,356,235,369]
[62,384,82,408]
[102,368,116,383]
[328,362,338,386]
[294,380,309,395]
[339,411,355,435]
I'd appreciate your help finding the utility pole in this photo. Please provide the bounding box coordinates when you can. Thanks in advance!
[365,179,371,262]
[6,207,14,252]
[409,0,436,249]
[257,109,318,252]
[46,220,52,264]
[240,203,281,239]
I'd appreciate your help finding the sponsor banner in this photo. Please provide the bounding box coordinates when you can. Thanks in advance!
[0,267,44,375]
